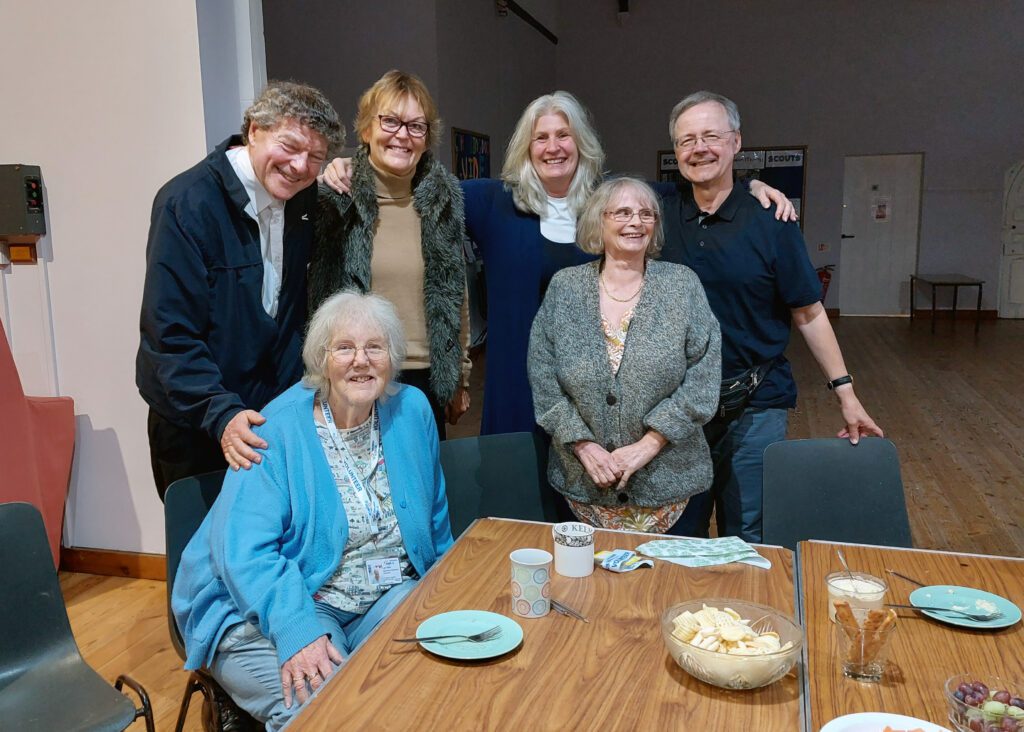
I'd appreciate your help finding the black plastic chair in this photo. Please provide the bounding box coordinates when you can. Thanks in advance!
[0,501,154,732]
[439,431,559,538]
[165,470,260,732]
[761,437,912,551]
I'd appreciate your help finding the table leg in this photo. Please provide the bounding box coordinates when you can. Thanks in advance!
[910,276,916,320]
[931,284,937,333]
[976,284,983,334]
[952,285,959,324]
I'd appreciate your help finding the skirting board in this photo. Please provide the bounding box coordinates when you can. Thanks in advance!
[912,308,998,320]
[60,546,166,581]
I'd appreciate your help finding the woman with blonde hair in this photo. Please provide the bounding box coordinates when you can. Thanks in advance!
[309,70,470,439]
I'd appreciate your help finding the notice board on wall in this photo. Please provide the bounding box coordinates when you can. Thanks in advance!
[657,145,807,229]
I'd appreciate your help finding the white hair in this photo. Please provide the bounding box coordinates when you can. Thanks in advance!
[302,290,407,397]
[668,90,742,143]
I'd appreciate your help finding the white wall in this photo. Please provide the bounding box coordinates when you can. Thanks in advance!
[555,0,1024,309]
[0,1,208,553]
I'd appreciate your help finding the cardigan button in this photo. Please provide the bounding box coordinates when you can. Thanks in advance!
[606,393,617,406]
[605,442,615,452]
[616,492,629,504]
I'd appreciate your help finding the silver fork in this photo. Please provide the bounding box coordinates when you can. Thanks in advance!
[885,603,1003,622]
[394,625,503,644]
[749,614,774,634]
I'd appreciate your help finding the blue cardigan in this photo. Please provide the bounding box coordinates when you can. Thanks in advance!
[172,382,454,670]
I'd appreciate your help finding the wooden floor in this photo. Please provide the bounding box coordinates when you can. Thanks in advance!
[62,316,1024,731]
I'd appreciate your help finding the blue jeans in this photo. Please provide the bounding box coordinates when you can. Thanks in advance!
[671,408,788,542]
[209,579,418,731]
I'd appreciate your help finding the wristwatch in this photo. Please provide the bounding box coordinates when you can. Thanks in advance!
[826,374,854,390]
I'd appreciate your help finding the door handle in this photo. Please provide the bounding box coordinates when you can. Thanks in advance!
[841,234,855,239]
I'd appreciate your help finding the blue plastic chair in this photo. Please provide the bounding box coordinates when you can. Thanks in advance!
[0,501,154,731]
[761,437,912,550]
[439,431,559,538]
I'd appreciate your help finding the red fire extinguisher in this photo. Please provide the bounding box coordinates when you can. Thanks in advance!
[816,264,835,300]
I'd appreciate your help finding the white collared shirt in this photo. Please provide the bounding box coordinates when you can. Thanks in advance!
[226,146,285,318]
[539,194,577,243]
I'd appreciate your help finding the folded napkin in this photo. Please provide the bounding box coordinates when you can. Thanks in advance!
[635,537,772,570]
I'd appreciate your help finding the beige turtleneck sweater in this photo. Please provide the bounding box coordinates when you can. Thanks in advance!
[369,160,471,389]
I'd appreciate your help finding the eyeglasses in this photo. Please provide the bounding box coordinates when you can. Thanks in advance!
[673,130,736,152]
[604,207,658,224]
[377,115,429,138]
[325,343,389,364]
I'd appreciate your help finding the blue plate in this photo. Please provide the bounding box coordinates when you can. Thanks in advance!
[415,610,523,660]
[908,585,1021,629]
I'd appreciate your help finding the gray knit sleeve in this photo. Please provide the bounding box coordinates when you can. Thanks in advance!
[528,275,596,446]
[643,271,722,442]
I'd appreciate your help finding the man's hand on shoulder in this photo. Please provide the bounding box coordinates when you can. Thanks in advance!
[221,409,268,470]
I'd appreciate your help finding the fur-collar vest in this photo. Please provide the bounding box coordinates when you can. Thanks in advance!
[309,145,466,404]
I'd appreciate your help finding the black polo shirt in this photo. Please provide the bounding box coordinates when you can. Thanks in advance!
[660,183,821,409]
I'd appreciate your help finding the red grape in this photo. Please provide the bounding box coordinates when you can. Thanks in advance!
[995,690,1012,704]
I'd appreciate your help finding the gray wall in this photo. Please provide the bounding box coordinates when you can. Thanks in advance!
[263,0,1023,310]
[555,0,1024,308]
[263,0,556,174]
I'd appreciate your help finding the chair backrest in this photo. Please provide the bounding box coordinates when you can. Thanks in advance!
[439,432,558,538]
[0,502,79,690]
[762,437,912,551]
[164,470,225,660]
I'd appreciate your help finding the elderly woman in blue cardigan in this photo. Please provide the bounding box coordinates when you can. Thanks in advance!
[528,177,722,534]
[172,290,453,730]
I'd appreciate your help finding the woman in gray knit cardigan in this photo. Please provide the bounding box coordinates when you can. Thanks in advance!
[528,177,721,534]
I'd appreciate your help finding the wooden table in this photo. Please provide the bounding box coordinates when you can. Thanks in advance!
[291,518,802,731]
[798,540,1024,730]
[910,273,985,334]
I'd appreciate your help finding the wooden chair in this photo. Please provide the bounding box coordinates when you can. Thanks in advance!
[761,437,912,551]
[439,432,559,538]
[0,502,154,731]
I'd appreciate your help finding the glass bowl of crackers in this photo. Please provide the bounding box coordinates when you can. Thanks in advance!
[661,599,803,690]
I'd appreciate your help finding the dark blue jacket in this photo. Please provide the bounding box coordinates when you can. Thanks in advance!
[136,137,315,440]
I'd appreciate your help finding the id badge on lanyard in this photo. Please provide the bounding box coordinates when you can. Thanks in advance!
[320,398,384,533]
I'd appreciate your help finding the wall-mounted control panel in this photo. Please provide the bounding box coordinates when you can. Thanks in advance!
[0,164,45,264]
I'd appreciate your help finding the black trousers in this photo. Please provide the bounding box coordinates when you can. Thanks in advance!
[147,409,227,502]
[396,368,447,441]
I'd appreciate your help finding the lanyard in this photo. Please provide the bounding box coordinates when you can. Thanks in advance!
[320,397,384,533]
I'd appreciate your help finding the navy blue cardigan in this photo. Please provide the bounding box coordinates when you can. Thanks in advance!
[136,137,315,440]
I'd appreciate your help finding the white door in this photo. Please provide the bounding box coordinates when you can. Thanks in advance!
[839,154,923,315]
[998,161,1024,318]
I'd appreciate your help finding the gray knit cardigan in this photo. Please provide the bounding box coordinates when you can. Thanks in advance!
[528,259,722,507]
[308,146,466,404]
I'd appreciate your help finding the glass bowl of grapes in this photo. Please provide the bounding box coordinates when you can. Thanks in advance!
[946,675,1024,732]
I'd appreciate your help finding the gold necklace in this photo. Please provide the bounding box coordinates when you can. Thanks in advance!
[599,273,644,303]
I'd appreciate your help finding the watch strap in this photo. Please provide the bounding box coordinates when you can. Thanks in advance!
[826,374,854,391]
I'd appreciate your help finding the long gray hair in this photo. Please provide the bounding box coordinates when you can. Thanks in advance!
[500,91,604,217]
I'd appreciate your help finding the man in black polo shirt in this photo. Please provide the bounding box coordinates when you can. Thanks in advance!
[137,82,343,500]
[661,91,882,542]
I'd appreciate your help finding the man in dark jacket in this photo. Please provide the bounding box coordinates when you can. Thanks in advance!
[137,81,343,500]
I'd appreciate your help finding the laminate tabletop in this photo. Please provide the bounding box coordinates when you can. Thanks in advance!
[290,518,802,731]
[798,540,1024,731]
